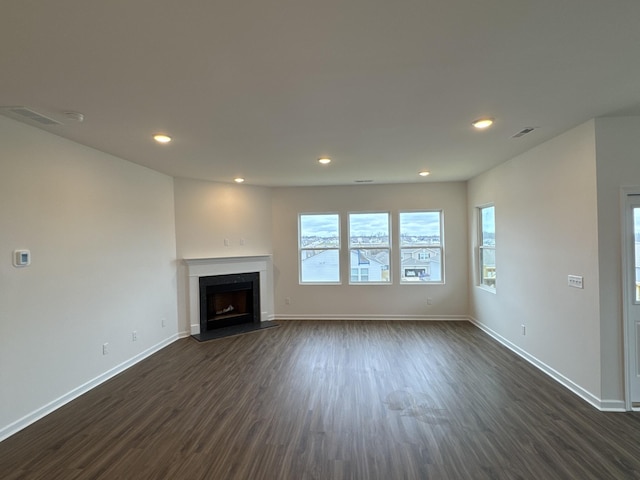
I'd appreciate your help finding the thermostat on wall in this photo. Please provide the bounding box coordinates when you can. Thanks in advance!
[13,250,31,267]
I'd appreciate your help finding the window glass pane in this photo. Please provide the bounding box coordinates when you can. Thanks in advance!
[300,249,340,282]
[350,268,358,282]
[300,214,339,248]
[349,213,389,247]
[399,211,443,283]
[479,205,496,289]
[481,206,495,246]
[480,248,496,287]
[400,248,442,282]
[299,214,340,283]
[349,248,390,282]
[635,207,640,302]
[399,211,441,247]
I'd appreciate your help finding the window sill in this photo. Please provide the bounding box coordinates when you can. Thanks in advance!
[477,285,496,294]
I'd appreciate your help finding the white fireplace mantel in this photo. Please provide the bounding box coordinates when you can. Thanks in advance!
[184,255,274,335]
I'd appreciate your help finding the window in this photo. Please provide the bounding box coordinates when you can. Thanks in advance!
[399,211,443,283]
[478,205,496,289]
[299,213,340,283]
[348,212,390,283]
[635,207,640,302]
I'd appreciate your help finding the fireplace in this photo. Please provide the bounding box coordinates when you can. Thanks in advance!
[199,272,260,332]
[184,255,276,340]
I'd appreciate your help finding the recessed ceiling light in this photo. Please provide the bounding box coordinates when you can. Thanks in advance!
[318,157,332,165]
[472,118,494,130]
[419,170,430,177]
[234,177,245,183]
[64,111,84,122]
[153,134,172,144]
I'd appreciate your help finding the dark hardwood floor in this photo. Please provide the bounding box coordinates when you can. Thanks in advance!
[2,321,640,479]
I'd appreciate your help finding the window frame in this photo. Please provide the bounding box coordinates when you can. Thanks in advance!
[298,212,341,285]
[398,210,445,284]
[348,211,392,285]
[478,204,496,291]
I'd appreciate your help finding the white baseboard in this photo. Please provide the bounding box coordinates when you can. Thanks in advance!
[4,317,624,444]
[0,334,180,443]
[468,317,623,412]
[275,314,469,321]
[599,399,626,411]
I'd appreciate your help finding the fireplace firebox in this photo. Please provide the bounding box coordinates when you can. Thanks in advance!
[199,272,260,333]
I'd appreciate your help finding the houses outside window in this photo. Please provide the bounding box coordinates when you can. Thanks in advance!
[348,212,391,283]
[399,211,443,283]
[299,213,340,283]
[478,205,496,289]
[298,210,446,285]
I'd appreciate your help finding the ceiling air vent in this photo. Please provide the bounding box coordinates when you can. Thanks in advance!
[354,179,374,183]
[512,127,536,138]
[0,106,62,126]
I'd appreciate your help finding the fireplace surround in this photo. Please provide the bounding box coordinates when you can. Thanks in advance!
[184,255,275,340]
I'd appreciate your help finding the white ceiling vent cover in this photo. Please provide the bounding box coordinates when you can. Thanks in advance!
[0,106,62,126]
[512,127,536,138]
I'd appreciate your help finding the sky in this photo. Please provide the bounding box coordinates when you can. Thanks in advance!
[399,212,440,237]
[481,206,495,234]
[349,213,389,237]
[300,212,442,238]
[300,214,339,237]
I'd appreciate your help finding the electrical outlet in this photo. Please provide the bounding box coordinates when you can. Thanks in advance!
[521,325,526,336]
[568,275,583,289]
[427,297,433,305]
[285,297,291,305]
[132,331,138,342]
[102,343,109,355]
[224,238,230,247]
[161,317,166,328]
[240,238,245,246]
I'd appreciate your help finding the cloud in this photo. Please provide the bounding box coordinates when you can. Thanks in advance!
[399,212,440,237]
[300,214,339,237]
[349,213,389,236]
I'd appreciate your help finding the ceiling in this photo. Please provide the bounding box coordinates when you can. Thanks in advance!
[1,0,639,187]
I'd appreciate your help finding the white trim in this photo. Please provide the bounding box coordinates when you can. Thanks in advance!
[0,334,180,443]
[600,400,627,412]
[476,285,497,294]
[299,212,341,285]
[621,186,640,410]
[477,204,496,290]
[468,317,620,411]
[275,314,469,321]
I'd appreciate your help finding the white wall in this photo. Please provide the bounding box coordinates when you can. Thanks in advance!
[467,121,603,404]
[271,183,468,319]
[173,178,273,333]
[4,111,635,441]
[594,116,640,403]
[0,116,178,439]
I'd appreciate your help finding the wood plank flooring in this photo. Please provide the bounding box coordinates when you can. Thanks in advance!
[2,321,640,479]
